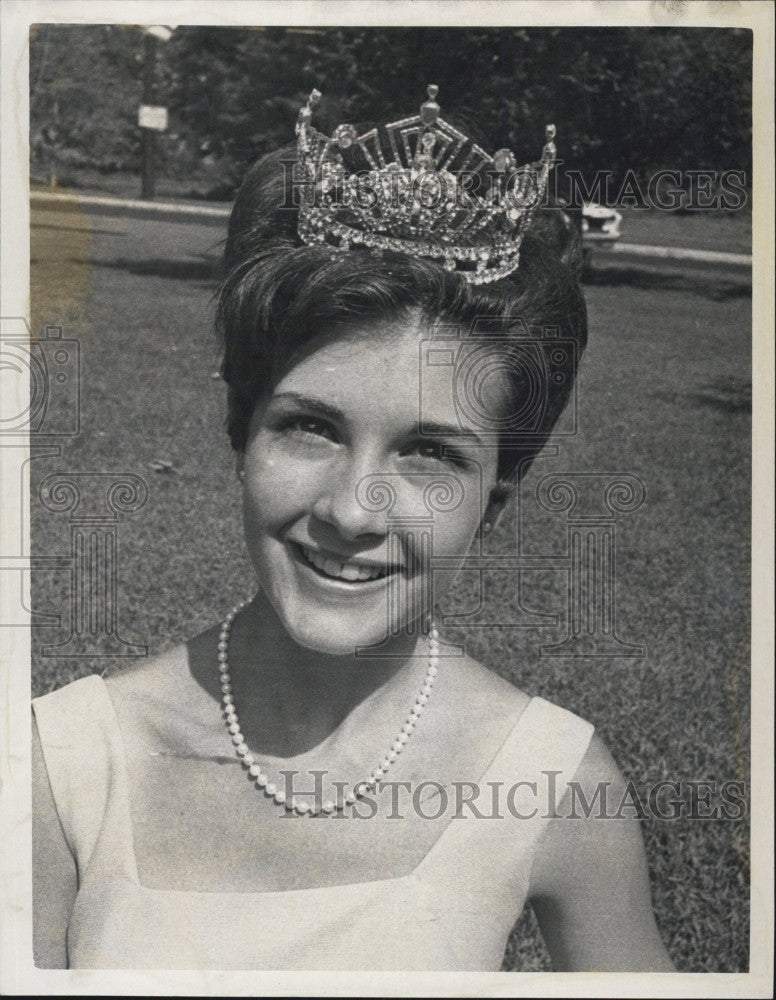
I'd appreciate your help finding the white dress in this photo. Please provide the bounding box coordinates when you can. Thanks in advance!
[33,675,593,970]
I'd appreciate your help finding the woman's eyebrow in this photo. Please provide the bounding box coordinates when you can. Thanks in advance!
[269,391,345,423]
[418,421,486,446]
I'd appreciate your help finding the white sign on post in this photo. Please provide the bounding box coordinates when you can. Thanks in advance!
[144,25,175,43]
[138,105,168,131]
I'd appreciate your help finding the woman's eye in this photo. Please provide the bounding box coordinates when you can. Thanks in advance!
[277,415,337,442]
[415,440,445,460]
[410,440,469,468]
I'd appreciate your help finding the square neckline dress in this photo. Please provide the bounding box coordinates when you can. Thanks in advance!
[33,674,593,970]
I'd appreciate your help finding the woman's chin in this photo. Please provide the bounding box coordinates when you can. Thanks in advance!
[279,614,416,658]
[288,626,383,657]
[254,576,428,657]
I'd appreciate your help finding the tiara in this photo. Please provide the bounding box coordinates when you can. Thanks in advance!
[295,85,557,285]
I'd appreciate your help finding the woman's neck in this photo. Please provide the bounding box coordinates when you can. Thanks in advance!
[223,590,428,757]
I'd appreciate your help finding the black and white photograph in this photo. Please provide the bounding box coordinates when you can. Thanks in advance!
[1,1,772,995]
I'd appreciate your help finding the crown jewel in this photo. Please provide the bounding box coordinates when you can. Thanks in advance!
[295,86,557,284]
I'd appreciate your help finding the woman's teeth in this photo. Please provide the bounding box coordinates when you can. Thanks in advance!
[299,544,390,582]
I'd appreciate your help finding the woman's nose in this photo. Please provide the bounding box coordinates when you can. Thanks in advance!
[311,463,388,541]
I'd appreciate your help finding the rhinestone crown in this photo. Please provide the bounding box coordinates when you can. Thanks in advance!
[295,85,557,285]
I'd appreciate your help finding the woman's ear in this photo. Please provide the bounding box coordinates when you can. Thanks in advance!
[481,482,512,534]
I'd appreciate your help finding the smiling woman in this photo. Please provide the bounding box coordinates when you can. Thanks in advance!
[238,319,501,656]
[31,87,674,972]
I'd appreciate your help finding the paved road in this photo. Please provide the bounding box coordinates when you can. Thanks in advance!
[32,187,753,251]
[31,191,753,274]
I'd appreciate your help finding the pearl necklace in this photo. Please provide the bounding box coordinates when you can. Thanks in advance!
[217,602,440,816]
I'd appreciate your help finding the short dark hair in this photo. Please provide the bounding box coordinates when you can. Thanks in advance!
[216,145,587,489]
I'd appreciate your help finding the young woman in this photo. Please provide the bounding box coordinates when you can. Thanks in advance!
[32,88,674,971]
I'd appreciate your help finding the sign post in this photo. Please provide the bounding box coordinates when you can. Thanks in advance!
[139,27,172,200]
[140,32,157,200]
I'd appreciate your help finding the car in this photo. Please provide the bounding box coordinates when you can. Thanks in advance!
[580,201,623,244]
[557,200,623,272]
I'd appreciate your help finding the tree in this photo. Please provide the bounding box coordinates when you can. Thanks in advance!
[29,25,752,200]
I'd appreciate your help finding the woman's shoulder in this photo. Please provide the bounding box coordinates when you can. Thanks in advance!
[102,639,192,700]
[443,650,532,714]
[102,627,224,753]
[526,729,675,970]
[32,643,200,753]
[439,649,594,742]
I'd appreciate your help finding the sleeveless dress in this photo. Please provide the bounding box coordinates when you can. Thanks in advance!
[33,675,593,971]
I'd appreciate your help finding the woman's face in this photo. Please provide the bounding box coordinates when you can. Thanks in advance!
[240,315,506,655]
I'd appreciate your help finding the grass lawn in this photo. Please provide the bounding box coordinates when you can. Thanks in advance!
[29,204,751,972]
[616,206,751,255]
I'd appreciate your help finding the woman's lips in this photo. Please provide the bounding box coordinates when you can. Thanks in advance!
[291,541,400,584]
